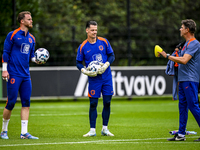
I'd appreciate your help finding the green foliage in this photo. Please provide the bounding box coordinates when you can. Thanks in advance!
[1,0,200,66]
[0,0,41,59]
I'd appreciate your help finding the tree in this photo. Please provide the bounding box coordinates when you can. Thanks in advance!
[1,0,200,66]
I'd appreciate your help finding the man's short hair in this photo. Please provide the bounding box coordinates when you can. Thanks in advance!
[181,19,196,34]
[86,21,97,29]
[17,11,31,23]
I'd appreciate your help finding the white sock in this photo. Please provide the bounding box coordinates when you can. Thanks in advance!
[21,120,28,134]
[102,125,107,130]
[2,118,10,131]
[90,128,96,132]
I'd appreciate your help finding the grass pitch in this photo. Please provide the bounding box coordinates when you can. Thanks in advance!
[0,98,199,150]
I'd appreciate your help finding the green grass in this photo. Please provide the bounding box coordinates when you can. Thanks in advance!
[0,99,200,150]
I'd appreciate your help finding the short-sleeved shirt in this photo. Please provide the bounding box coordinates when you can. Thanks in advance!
[178,38,200,82]
[76,37,114,81]
[2,27,35,77]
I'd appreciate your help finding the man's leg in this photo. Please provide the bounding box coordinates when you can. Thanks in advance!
[19,78,38,139]
[89,97,98,129]
[21,107,29,135]
[186,82,200,126]
[178,82,188,136]
[101,95,114,136]
[83,97,98,137]
[1,76,20,139]
[102,95,111,127]
[1,109,12,139]
[167,82,187,141]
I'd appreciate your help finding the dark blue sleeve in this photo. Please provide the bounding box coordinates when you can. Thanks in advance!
[3,32,13,62]
[107,52,115,64]
[30,38,35,60]
[76,60,84,71]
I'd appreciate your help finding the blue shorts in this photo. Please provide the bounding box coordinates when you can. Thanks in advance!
[6,76,32,110]
[88,77,114,98]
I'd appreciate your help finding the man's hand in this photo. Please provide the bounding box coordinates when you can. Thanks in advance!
[158,51,167,58]
[36,60,46,64]
[2,71,9,82]
[32,57,46,64]
[97,62,110,74]
[81,68,97,77]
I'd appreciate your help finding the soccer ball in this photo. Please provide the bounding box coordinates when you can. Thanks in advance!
[35,48,50,63]
[88,61,101,72]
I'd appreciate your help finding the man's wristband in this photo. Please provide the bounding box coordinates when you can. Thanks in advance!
[2,62,7,71]
[166,54,170,59]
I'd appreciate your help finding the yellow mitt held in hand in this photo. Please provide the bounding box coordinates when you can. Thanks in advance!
[154,45,163,57]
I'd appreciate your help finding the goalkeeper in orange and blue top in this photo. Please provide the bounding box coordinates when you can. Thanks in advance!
[76,21,115,137]
[1,11,40,140]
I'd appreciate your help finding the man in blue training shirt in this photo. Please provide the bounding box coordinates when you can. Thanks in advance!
[1,11,41,139]
[76,21,115,137]
[159,19,200,142]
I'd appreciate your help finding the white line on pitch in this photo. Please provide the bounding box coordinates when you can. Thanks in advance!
[0,137,199,147]
[10,112,112,117]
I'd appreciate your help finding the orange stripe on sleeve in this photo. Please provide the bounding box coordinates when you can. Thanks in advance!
[187,38,196,47]
[80,39,88,53]
[98,37,108,46]
[10,27,21,40]
[2,55,4,63]
[29,33,35,42]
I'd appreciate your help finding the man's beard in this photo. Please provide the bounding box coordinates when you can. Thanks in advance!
[25,24,33,29]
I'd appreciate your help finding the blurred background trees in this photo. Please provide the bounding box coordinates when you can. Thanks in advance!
[0,0,200,66]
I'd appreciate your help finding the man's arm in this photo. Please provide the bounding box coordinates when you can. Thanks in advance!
[76,60,85,71]
[159,50,192,65]
[2,32,13,81]
[107,52,115,64]
[168,54,192,65]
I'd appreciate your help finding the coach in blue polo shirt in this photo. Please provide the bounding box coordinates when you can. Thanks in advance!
[159,19,200,142]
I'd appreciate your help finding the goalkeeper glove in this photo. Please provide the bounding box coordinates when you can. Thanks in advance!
[81,68,97,77]
[97,62,110,74]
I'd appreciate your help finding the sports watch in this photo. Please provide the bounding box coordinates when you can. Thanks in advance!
[166,54,170,59]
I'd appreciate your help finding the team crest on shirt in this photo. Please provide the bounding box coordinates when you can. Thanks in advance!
[92,53,103,62]
[29,38,32,43]
[21,43,30,54]
[99,45,104,51]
